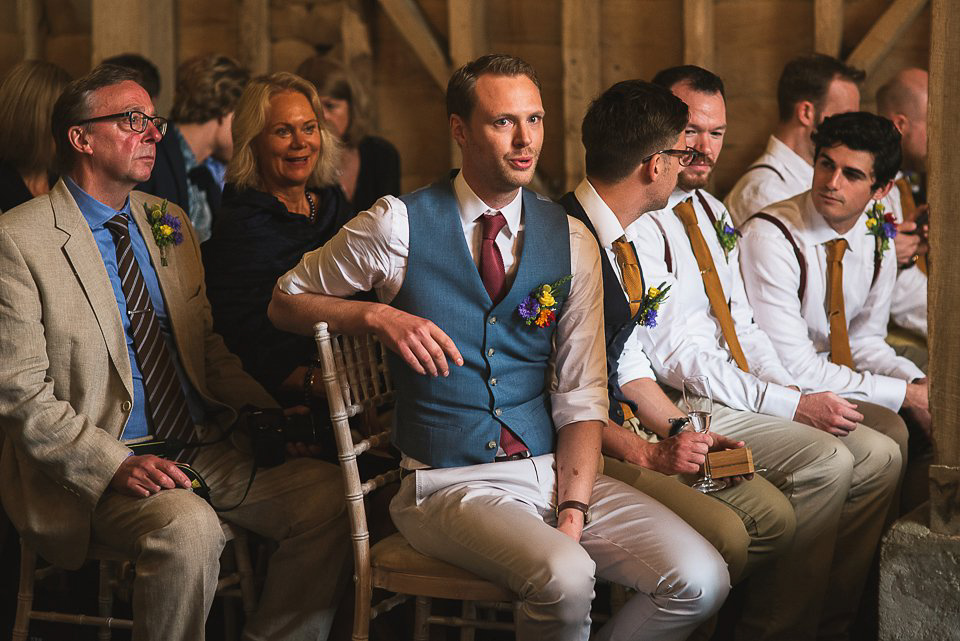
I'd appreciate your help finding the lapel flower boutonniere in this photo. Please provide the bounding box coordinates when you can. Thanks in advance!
[865,200,897,259]
[517,275,573,328]
[713,213,740,261]
[637,282,671,328]
[145,199,184,266]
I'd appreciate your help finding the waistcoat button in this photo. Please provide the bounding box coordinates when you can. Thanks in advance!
[487,348,495,357]
[490,377,498,386]
[486,440,497,449]
[489,316,497,325]
[495,408,503,416]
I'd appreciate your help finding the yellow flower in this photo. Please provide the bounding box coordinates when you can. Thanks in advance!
[538,292,555,307]
[160,224,173,237]
[648,287,660,298]
[866,217,877,229]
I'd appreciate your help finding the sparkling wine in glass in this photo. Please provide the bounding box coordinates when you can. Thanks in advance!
[683,376,727,493]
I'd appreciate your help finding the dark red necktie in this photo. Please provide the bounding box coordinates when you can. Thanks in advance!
[477,211,527,457]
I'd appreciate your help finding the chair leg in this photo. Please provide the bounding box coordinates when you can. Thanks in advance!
[413,596,431,641]
[352,574,371,641]
[12,540,35,641]
[460,600,477,641]
[231,529,257,616]
[98,560,114,641]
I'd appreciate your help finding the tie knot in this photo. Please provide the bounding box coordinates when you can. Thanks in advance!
[673,199,698,227]
[104,214,130,238]
[826,238,849,262]
[480,211,507,241]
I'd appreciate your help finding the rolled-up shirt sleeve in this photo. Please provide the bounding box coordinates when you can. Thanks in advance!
[549,217,609,429]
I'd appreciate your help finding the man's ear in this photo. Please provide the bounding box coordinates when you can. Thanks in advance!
[450,114,467,148]
[890,113,909,135]
[873,179,894,201]
[67,125,93,157]
[796,100,816,128]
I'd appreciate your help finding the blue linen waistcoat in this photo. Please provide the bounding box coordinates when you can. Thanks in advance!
[391,178,571,467]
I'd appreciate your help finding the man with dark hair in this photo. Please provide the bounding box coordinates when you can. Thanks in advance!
[137,54,249,242]
[101,53,161,99]
[0,64,349,641]
[270,54,729,640]
[725,53,864,224]
[630,70,904,641]
[740,112,930,440]
[558,79,796,598]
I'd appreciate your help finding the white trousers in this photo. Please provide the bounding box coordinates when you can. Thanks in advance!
[390,454,730,641]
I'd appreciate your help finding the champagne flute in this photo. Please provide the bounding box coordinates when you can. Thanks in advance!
[682,375,727,493]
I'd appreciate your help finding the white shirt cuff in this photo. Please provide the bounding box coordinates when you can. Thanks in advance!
[871,375,909,412]
[756,383,802,420]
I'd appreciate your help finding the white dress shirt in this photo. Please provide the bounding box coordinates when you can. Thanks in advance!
[724,135,813,226]
[624,187,802,420]
[739,191,925,411]
[572,179,658,384]
[880,175,928,337]
[279,171,609,430]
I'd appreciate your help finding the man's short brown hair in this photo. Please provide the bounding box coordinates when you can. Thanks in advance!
[777,54,865,123]
[446,54,541,121]
[170,54,249,124]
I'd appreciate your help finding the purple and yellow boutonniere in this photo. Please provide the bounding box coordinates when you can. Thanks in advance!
[637,282,671,328]
[713,213,739,261]
[145,199,183,266]
[865,200,897,258]
[517,275,573,328]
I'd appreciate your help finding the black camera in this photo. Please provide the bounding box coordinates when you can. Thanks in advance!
[245,408,324,468]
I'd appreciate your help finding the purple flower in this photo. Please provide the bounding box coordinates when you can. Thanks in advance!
[723,224,736,235]
[517,296,540,321]
[643,309,658,327]
[881,222,897,239]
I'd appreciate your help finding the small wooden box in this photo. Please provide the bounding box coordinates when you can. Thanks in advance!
[707,448,754,478]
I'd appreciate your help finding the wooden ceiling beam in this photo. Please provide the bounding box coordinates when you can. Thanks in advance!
[846,0,928,76]
[561,0,601,192]
[683,0,715,69]
[814,0,844,57]
[378,0,450,90]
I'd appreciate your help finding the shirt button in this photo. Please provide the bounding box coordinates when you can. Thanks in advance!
[486,440,497,450]
[121,401,132,412]
[489,316,497,325]
[490,377,498,386]
[487,348,495,357]
[495,408,503,416]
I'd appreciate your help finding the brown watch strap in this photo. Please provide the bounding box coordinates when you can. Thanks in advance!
[556,500,591,523]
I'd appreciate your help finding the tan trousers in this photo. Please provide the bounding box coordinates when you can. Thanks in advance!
[391,454,730,641]
[94,442,350,641]
[703,403,904,641]
[602,457,796,584]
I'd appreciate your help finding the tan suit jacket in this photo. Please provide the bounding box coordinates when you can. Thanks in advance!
[0,179,275,568]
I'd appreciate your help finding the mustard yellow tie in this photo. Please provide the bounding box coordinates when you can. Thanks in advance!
[825,238,855,368]
[895,177,928,275]
[612,235,645,318]
[674,199,750,373]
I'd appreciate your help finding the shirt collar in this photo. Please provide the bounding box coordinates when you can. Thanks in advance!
[573,178,628,247]
[768,135,814,183]
[453,170,522,236]
[65,176,132,229]
[800,191,861,251]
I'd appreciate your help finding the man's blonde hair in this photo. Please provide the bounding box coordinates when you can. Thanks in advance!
[227,72,340,192]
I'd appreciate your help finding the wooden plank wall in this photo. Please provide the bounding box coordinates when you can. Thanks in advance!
[0,0,932,197]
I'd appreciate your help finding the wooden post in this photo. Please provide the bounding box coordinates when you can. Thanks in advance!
[378,0,450,91]
[928,0,960,536]
[561,0,600,192]
[447,0,487,167]
[814,0,844,57]
[16,0,42,61]
[239,0,270,75]
[91,0,176,115]
[683,0,714,70]
[846,0,928,77]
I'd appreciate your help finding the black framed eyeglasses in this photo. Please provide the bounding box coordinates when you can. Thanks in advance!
[641,147,702,167]
[76,110,168,136]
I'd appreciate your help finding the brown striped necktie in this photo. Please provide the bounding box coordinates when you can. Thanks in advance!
[105,214,194,458]
[674,198,750,372]
[825,238,854,368]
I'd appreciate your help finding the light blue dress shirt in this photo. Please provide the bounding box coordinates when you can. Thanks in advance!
[66,178,206,440]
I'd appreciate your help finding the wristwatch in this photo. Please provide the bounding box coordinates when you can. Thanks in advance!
[668,416,690,437]
[556,500,591,524]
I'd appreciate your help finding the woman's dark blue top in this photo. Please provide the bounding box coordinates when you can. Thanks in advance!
[203,183,357,404]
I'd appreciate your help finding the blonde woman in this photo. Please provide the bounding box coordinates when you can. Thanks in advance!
[202,72,355,406]
[297,55,400,212]
[0,60,71,212]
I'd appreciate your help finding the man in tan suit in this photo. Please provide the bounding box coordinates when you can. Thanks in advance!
[0,64,347,641]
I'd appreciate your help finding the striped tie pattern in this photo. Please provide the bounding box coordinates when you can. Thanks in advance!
[105,214,194,458]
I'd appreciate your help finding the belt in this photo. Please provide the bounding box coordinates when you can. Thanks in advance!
[399,450,532,479]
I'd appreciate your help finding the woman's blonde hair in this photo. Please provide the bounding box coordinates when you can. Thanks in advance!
[0,61,72,174]
[295,56,369,146]
[227,72,340,192]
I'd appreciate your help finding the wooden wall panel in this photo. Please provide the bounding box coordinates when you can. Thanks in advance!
[179,0,239,65]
